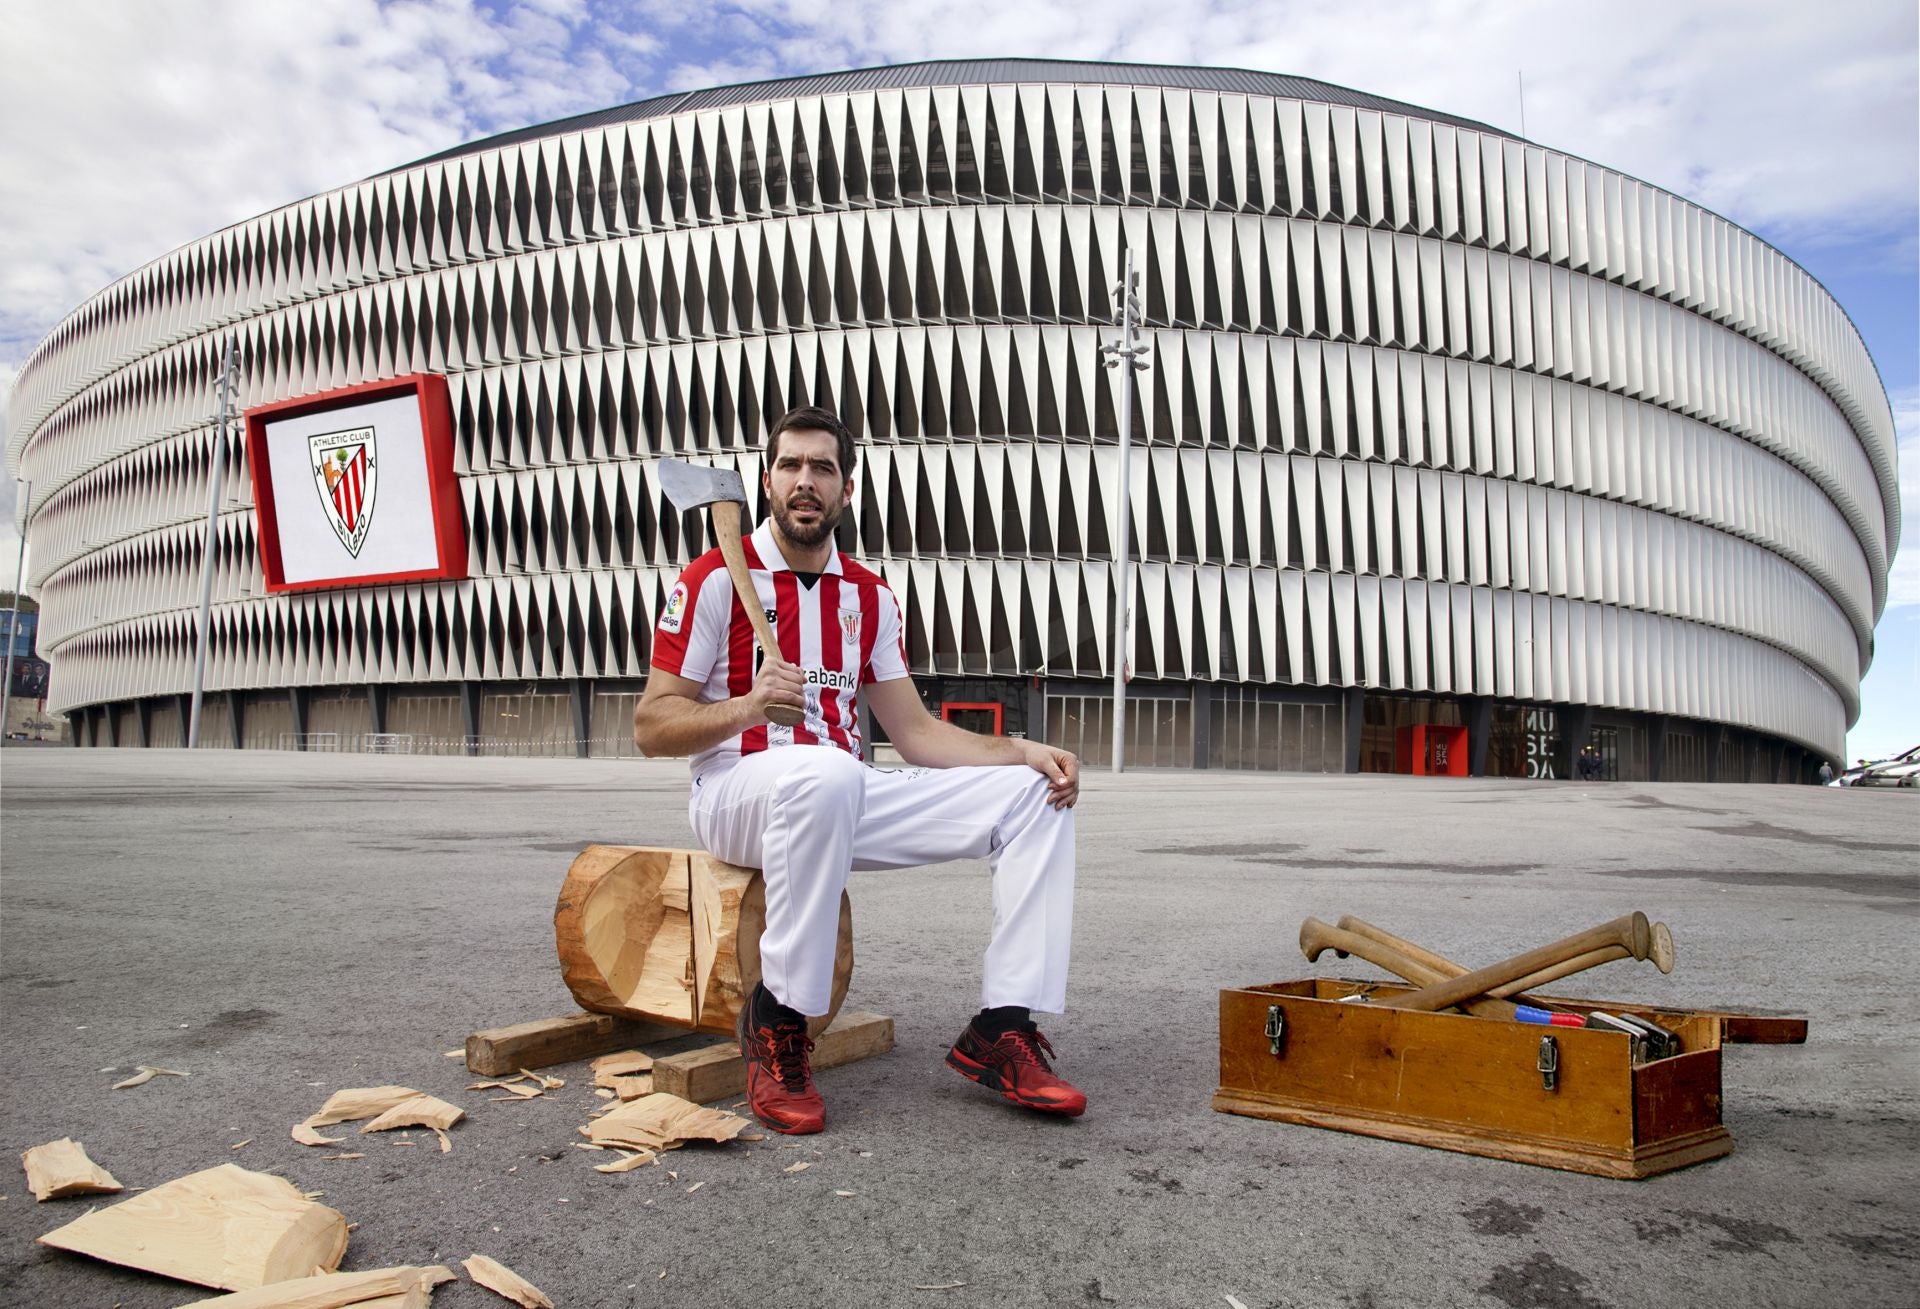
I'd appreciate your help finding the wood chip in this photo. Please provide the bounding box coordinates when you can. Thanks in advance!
[230,1140,252,1150]
[20,1139,123,1201]
[360,1095,465,1134]
[593,1089,615,1099]
[591,1049,654,1078]
[685,1181,705,1193]
[291,1124,344,1148]
[606,1074,653,1100]
[463,1254,555,1309]
[835,1190,856,1197]
[783,1161,812,1174]
[36,1163,348,1290]
[173,1264,455,1307]
[111,1065,189,1090]
[581,1092,751,1154]
[592,1151,656,1173]
[320,1154,364,1161]
[913,1284,967,1292]
[518,1069,565,1090]
[302,1086,420,1128]
[443,1050,465,1058]
[432,1128,453,1154]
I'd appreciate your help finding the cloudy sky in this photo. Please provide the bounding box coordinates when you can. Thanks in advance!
[1,0,1913,755]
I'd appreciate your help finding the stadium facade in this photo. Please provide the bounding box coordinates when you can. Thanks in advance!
[5,60,1900,779]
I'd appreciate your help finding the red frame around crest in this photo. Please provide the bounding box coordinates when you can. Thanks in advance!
[244,374,466,593]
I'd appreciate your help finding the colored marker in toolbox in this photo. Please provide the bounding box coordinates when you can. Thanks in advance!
[1514,1005,1588,1027]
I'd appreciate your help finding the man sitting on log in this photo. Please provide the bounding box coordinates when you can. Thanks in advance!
[633,406,1085,1135]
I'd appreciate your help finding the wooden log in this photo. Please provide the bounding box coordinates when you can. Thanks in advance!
[554,845,852,1036]
[651,1011,895,1104]
[466,1012,687,1076]
[37,1163,348,1290]
[554,847,695,1025]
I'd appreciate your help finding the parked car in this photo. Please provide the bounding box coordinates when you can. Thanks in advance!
[1834,746,1920,787]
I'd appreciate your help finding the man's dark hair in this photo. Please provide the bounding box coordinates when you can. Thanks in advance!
[767,406,856,478]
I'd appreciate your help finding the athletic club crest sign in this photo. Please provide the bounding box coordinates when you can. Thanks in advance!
[309,426,378,556]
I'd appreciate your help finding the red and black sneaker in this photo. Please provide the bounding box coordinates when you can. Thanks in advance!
[736,988,825,1135]
[946,1022,1088,1117]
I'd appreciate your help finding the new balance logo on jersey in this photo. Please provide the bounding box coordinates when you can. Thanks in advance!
[804,667,858,691]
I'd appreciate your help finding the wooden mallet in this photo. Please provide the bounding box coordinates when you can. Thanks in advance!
[657,459,804,728]
[1336,914,1676,1002]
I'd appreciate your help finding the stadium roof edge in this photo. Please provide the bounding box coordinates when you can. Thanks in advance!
[379,57,1519,178]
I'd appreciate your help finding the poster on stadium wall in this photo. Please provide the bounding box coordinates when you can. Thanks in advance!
[244,374,466,592]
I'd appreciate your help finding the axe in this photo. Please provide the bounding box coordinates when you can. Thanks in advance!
[657,459,804,728]
[1373,912,1674,1013]
[1335,915,1677,1004]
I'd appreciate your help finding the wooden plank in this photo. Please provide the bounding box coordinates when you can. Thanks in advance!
[466,1012,688,1076]
[651,1011,895,1103]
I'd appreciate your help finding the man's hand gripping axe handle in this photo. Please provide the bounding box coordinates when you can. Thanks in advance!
[657,459,805,728]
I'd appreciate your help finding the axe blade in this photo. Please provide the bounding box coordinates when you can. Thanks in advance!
[658,459,748,512]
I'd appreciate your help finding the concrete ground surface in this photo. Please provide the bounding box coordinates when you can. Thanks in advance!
[0,749,1914,1309]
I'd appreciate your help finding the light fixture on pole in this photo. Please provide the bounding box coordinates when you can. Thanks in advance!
[188,336,239,750]
[1,479,31,742]
[1098,248,1151,774]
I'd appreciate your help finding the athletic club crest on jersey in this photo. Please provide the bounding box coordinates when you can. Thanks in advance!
[309,426,377,557]
[839,609,861,642]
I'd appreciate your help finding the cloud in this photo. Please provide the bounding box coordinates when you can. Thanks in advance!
[4,0,1914,474]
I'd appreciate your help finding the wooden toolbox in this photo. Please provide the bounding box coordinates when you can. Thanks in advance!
[1213,977,1807,1179]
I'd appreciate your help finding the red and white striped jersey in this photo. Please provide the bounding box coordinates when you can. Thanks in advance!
[651,520,910,777]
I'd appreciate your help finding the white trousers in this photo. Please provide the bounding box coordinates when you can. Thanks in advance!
[689,747,1074,1018]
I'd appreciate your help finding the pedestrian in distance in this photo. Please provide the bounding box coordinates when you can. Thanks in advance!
[633,406,1086,1135]
[1818,760,1834,786]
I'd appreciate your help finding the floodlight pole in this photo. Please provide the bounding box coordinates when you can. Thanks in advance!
[1099,249,1151,774]
[1,479,30,742]
[188,337,239,750]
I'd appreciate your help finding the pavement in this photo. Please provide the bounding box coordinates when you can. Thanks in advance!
[1,748,1914,1308]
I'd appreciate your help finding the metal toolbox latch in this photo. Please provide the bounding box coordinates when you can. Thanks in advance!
[1265,1005,1286,1056]
[1537,1034,1560,1092]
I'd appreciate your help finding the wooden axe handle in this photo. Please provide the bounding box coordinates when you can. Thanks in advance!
[1300,918,1517,1019]
[709,499,804,729]
[1339,915,1676,1000]
[1373,912,1655,1012]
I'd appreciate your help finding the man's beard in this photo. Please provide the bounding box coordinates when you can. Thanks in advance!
[772,492,842,547]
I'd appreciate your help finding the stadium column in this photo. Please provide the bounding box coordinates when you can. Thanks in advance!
[367,684,388,735]
[1191,682,1213,769]
[289,687,309,749]
[1706,723,1728,783]
[1465,696,1494,776]
[226,691,244,750]
[176,694,192,746]
[1342,687,1365,774]
[461,682,482,756]
[135,698,151,748]
[1647,715,1669,782]
[1558,706,1594,781]
[570,679,593,758]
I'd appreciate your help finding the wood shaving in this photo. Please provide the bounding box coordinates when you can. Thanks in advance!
[835,1190,856,1197]
[229,1140,251,1150]
[463,1254,554,1309]
[303,1086,420,1128]
[581,1093,750,1155]
[360,1095,465,1134]
[291,1124,344,1148]
[913,1284,967,1292]
[605,1075,653,1100]
[518,1069,565,1090]
[432,1128,453,1154]
[783,1161,812,1174]
[592,1151,656,1174]
[321,1154,364,1161]
[443,1050,465,1058]
[20,1139,123,1201]
[111,1066,189,1090]
[591,1050,654,1078]
[685,1181,705,1193]
[593,1089,614,1100]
